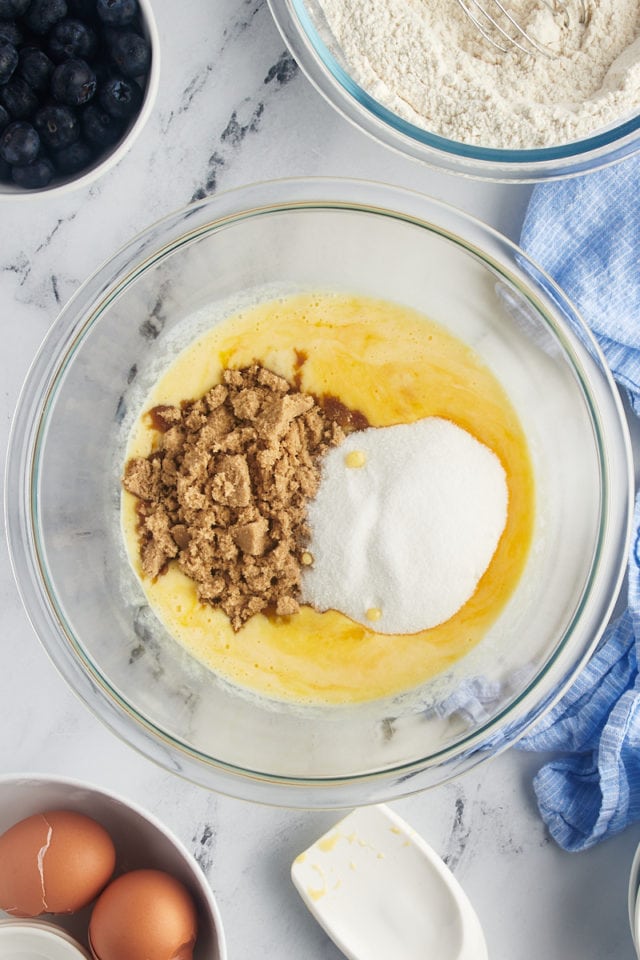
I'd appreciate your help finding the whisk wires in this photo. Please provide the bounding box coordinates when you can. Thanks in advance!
[455,0,588,57]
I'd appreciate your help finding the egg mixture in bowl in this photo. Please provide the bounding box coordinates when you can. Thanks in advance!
[6,179,632,806]
[121,292,534,705]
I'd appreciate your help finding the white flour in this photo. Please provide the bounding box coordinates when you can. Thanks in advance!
[317,0,640,148]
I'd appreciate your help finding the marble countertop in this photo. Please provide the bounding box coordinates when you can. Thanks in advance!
[1,1,638,958]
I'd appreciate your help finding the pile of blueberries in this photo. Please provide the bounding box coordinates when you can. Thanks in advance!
[0,0,151,189]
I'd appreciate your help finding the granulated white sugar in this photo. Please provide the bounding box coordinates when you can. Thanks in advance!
[301,417,508,634]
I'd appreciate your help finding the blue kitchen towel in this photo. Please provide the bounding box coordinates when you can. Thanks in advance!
[520,157,640,413]
[516,155,640,852]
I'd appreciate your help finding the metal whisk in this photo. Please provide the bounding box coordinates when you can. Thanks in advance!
[455,0,588,57]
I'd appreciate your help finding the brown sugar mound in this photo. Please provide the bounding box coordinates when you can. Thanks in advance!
[123,364,364,631]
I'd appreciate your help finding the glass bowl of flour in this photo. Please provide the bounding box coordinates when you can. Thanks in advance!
[268,0,640,180]
[6,178,633,806]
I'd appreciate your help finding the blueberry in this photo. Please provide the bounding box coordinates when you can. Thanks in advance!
[81,101,122,146]
[25,0,68,35]
[0,40,17,84]
[34,103,79,149]
[0,119,39,164]
[0,76,38,118]
[12,155,54,187]
[66,0,98,19]
[96,0,138,27]
[92,56,108,85]
[17,47,54,92]
[0,0,30,15]
[51,57,96,105]
[98,73,140,118]
[107,28,149,78]
[48,18,97,62]
[0,19,22,45]
[52,136,92,172]
[0,101,8,130]
[0,153,9,179]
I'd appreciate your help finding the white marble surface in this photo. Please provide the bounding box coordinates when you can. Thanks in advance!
[0,1,638,958]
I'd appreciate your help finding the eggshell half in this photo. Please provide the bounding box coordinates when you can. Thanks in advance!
[89,868,198,960]
[0,810,116,917]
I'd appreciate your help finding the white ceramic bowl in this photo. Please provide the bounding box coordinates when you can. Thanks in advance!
[628,841,640,954]
[0,0,160,199]
[0,774,226,960]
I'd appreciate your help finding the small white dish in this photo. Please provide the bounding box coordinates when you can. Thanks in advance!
[0,918,91,958]
[291,804,488,960]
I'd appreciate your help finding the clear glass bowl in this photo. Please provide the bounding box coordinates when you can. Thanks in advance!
[5,178,633,806]
[267,0,640,182]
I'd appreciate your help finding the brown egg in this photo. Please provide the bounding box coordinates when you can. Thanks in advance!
[0,809,116,917]
[89,869,198,960]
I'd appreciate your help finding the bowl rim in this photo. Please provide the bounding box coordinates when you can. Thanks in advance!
[267,0,640,182]
[0,0,161,200]
[4,176,635,805]
[628,839,640,952]
[0,921,91,960]
[0,771,228,960]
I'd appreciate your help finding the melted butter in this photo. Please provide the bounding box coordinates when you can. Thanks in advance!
[122,293,535,705]
[318,832,341,853]
[345,449,367,468]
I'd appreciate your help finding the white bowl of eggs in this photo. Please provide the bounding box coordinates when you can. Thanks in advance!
[0,773,226,960]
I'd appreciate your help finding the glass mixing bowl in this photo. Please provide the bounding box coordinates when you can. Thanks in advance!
[6,178,633,806]
[267,0,640,181]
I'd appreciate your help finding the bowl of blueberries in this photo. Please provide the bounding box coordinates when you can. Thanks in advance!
[0,0,159,194]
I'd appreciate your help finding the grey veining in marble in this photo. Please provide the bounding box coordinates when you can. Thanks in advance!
[0,2,636,959]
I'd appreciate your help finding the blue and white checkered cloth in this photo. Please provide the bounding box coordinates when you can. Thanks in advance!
[516,155,640,851]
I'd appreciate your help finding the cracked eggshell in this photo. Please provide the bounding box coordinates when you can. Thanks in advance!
[88,869,198,960]
[0,810,116,917]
